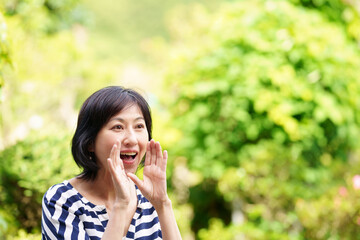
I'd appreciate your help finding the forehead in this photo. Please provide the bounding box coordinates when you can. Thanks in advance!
[110,104,144,120]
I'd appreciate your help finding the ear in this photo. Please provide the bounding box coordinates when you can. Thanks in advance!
[88,142,94,152]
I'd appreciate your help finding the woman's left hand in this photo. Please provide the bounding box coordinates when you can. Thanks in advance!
[127,139,169,208]
[128,139,182,240]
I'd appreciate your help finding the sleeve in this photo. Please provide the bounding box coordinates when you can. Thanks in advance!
[41,192,90,240]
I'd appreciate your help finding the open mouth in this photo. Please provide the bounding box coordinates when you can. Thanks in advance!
[120,152,137,161]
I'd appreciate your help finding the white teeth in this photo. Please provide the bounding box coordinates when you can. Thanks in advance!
[121,152,136,156]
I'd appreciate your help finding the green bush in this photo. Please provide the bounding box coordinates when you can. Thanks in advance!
[0,12,11,98]
[165,0,360,238]
[0,131,79,238]
[295,173,360,239]
[1,0,89,34]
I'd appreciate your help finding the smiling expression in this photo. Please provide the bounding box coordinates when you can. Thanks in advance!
[93,104,149,174]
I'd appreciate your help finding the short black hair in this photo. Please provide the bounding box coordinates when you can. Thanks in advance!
[71,86,152,181]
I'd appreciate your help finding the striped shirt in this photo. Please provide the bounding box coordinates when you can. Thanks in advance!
[41,180,162,240]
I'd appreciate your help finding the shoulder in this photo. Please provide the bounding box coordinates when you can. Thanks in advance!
[41,181,104,239]
[43,180,77,201]
[42,180,83,211]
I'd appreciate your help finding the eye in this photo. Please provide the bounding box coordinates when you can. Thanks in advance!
[112,124,124,130]
[135,123,145,129]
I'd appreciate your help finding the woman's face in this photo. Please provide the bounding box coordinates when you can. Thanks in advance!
[93,104,149,174]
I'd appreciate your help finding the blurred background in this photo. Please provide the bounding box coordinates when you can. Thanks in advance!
[1,0,360,239]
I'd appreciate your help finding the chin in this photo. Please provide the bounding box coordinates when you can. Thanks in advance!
[124,164,139,175]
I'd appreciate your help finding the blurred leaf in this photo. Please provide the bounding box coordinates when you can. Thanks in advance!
[164,0,360,238]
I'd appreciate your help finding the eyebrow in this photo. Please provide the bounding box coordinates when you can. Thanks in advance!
[109,116,145,122]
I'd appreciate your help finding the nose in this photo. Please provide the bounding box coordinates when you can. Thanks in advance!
[122,128,137,146]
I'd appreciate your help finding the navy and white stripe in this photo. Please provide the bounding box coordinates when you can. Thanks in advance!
[41,180,162,240]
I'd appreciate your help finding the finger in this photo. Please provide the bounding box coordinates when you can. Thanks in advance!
[109,144,117,168]
[155,141,162,167]
[108,158,129,197]
[115,140,119,166]
[116,139,124,170]
[144,141,151,166]
[127,172,144,191]
[161,150,168,171]
[108,157,122,181]
[150,139,156,165]
[111,142,122,172]
[110,143,115,159]
[119,156,125,170]
[107,157,116,179]
[163,150,168,160]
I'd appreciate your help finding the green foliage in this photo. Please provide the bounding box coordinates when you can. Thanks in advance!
[165,0,360,238]
[0,132,79,237]
[82,0,228,62]
[292,0,350,22]
[1,0,89,34]
[291,0,360,42]
[0,0,89,103]
[2,0,360,238]
[295,173,360,239]
[0,0,119,149]
[198,218,239,240]
[0,12,11,99]
[5,229,41,240]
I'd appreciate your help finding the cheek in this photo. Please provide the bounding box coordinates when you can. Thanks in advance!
[139,133,148,153]
[95,136,116,158]
[142,132,149,145]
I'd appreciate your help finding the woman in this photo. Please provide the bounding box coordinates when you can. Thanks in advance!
[41,86,182,240]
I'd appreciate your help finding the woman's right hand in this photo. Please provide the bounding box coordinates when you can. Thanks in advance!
[107,139,137,214]
[102,139,137,238]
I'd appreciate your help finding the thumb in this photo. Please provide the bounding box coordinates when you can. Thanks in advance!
[127,173,144,190]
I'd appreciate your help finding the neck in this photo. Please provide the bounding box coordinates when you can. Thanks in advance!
[74,168,116,207]
[93,169,115,196]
